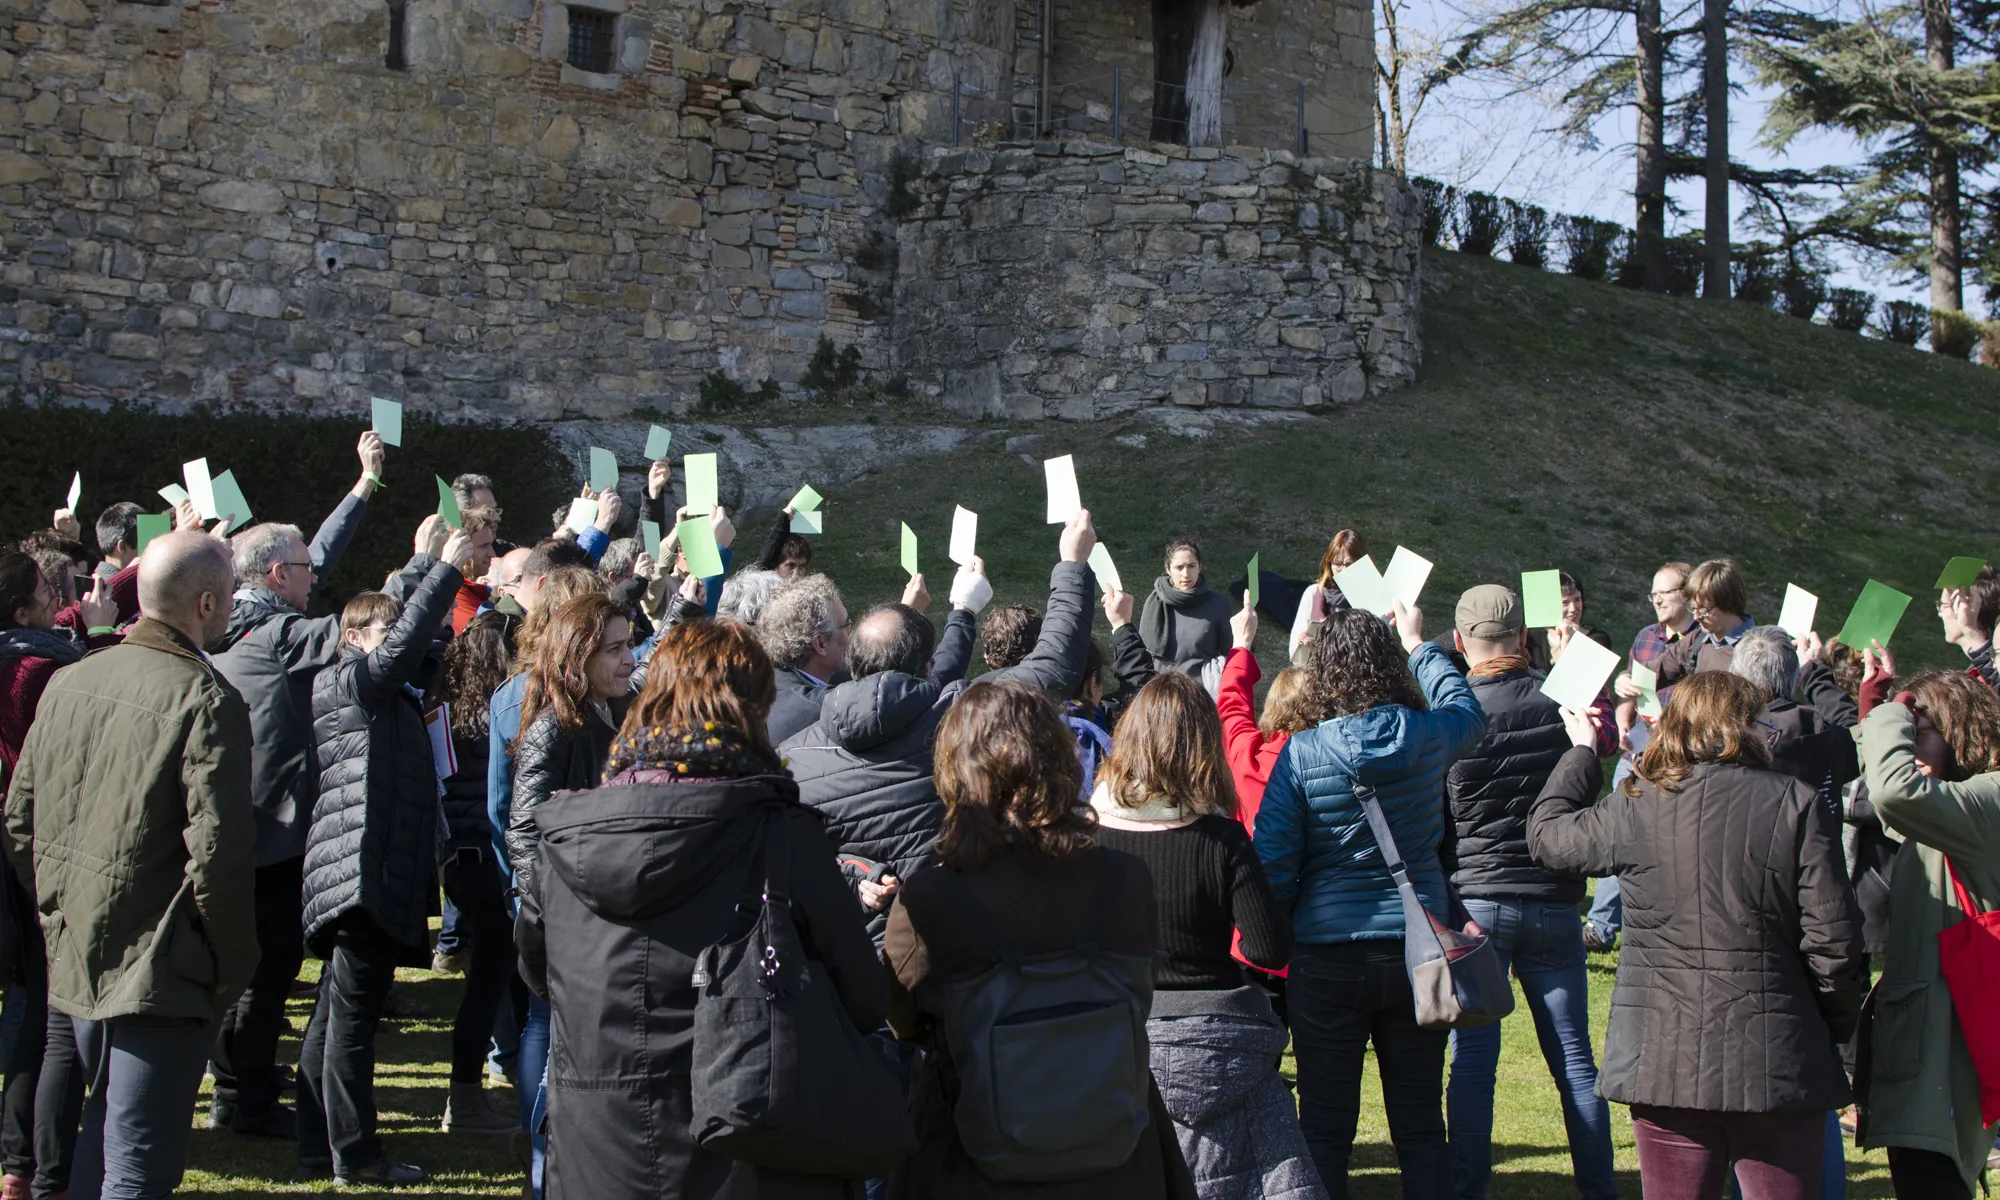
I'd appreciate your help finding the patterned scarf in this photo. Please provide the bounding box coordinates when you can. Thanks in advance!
[606,720,784,781]
[1469,653,1531,679]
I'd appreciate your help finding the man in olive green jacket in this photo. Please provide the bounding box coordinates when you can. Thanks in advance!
[1857,698,2000,1198]
[4,531,259,1200]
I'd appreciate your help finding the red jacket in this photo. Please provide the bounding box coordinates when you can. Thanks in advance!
[1,632,120,782]
[1217,647,1292,977]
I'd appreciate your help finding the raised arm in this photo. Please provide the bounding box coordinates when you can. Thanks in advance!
[1218,647,1267,781]
[1860,701,2000,860]
[355,555,463,704]
[1527,744,1616,878]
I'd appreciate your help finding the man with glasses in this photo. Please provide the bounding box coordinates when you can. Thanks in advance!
[207,431,385,1140]
[1595,561,1700,950]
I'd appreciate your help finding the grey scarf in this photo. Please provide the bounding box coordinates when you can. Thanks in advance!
[0,626,84,667]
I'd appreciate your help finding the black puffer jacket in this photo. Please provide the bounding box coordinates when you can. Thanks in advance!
[516,772,888,1200]
[302,555,461,950]
[1753,698,1860,820]
[505,707,615,899]
[1446,666,1581,903]
[1529,748,1867,1113]
[439,727,493,862]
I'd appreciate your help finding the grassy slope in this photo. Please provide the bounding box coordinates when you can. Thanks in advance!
[173,251,1991,1196]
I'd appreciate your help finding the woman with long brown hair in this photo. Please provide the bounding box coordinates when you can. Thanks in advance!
[1855,670,2000,1199]
[1529,671,1866,1200]
[1089,672,1310,1200]
[516,617,886,1198]
[1287,529,1369,657]
[883,679,1195,1200]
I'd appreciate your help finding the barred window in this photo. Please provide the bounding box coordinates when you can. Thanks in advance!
[565,7,617,74]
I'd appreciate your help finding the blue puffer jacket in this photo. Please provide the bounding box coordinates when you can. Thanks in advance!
[1255,643,1486,943]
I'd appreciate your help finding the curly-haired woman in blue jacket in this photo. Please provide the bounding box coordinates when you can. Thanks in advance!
[1254,603,1486,1199]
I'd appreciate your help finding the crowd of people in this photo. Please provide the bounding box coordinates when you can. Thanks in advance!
[0,434,1996,1200]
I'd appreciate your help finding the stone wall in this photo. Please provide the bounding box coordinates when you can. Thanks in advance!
[892,141,1420,420]
[0,0,1403,423]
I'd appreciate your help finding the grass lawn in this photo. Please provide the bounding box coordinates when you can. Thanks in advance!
[175,904,1902,1197]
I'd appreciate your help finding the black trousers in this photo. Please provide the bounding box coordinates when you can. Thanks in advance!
[440,856,516,1087]
[211,857,306,1117]
[296,911,402,1173]
[1889,1147,1972,1200]
[1288,940,1452,1200]
[2,945,83,1198]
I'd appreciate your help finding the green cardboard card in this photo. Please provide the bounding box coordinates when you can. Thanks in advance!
[1936,557,1987,590]
[948,506,977,565]
[1088,543,1121,593]
[1383,546,1433,611]
[1333,554,1391,617]
[683,453,719,512]
[791,509,822,535]
[157,483,189,508]
[563,497,598,535]
[1247,553,1261,608]
[370,397,403,447]
[181,459,216,520]
[1521,570,1564,628]
[134,514,171,553]
[65,471,80,513]
[209,470,253,534]
[1539,633,1619,714]
[436,477,461,529]
[901,522,919,578]
[790,485,823,514]
[645,424,673,461]
[1776,584,1818,638]
[641,519,662,561]
[677,517,724,578]
[1631,660,1662,719]
[588,446,619,493]
[1836,580,1913,651]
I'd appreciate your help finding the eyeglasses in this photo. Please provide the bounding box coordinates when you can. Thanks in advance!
[1648,590,1683,601]
[1689,601,1715,616]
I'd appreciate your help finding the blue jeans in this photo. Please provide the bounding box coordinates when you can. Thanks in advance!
[1447,898,1617,1200]
[1730,1111,1845,1200]
[517,995,549,1199]
[69,1016,214,1200]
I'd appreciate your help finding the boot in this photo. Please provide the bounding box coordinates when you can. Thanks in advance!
[442,1085,515,1134]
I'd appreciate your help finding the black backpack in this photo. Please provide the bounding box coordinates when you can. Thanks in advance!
[930,864,1155,1182]
[688,806,915,1178]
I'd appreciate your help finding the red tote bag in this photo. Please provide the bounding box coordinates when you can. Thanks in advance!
[1937,857,2000,1125]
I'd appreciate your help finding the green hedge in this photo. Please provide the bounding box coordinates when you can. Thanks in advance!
[0,400,575,614]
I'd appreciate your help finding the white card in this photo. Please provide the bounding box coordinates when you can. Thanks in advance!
[564,497,598,535]
[1043,454,1081,525]
[1088,543,1122,594]
[65,471,80,513]
[1382,546,1433,611]
[182,458,217,520]
[1540,634,1621,714]
[1332,554,1391,616]
[158,483,189,508]
[790,509,822,535]
[949,505,978,565]
[1777,583,1818,639]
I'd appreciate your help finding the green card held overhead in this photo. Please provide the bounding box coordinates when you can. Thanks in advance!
[791,509,823,535]
[66,471,80,513]
[901,522,919,578]
[683,453,719,512]
[641,519,662,561]
[1540,633,1620,714]
[1936,556,1987,591]
[1631,660,1662,719]
[790,485,823,514]
[1836,580,1913,651]
[1521,569,1564,628]
[436,477,461,529]
[645,424,673,462]
[563,497,598,535]
[371,397,403,448]
[1247,553,1260,609]
[209,469,253,534]
[158,483,189,508]
[677,516,724,578]
[588,446,619,493]
[134,514,171,554]
[1382,546,1434,611]
[1333,554,1391,616]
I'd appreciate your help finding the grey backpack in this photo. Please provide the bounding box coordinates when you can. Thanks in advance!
[931,866,1155,1183]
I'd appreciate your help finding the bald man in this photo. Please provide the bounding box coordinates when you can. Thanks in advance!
[5,531,259,1199]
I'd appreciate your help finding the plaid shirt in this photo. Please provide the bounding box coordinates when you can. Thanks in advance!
[1628,618,1699,672]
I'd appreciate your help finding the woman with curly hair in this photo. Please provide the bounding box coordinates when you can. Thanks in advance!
[1855,670,2000,1199]
[1253,603,1485,1197]
[883,679,1196,1199]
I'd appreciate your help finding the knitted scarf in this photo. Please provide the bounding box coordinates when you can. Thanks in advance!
[0,627,84,667]
[605,720,783,781]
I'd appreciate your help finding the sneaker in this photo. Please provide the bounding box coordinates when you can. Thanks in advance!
[381,986,436,1022]
[227,1105,296,1140]
[443,1090,517,1134]
[333,1158,425,1187]
[431,949,469,975]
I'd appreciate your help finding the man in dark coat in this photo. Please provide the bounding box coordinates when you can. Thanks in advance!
[1731,626,1860,813]
[780,518,1097,942]
[756,573,848,745]
[296,524,468,1186]
[207,431,383,1138]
